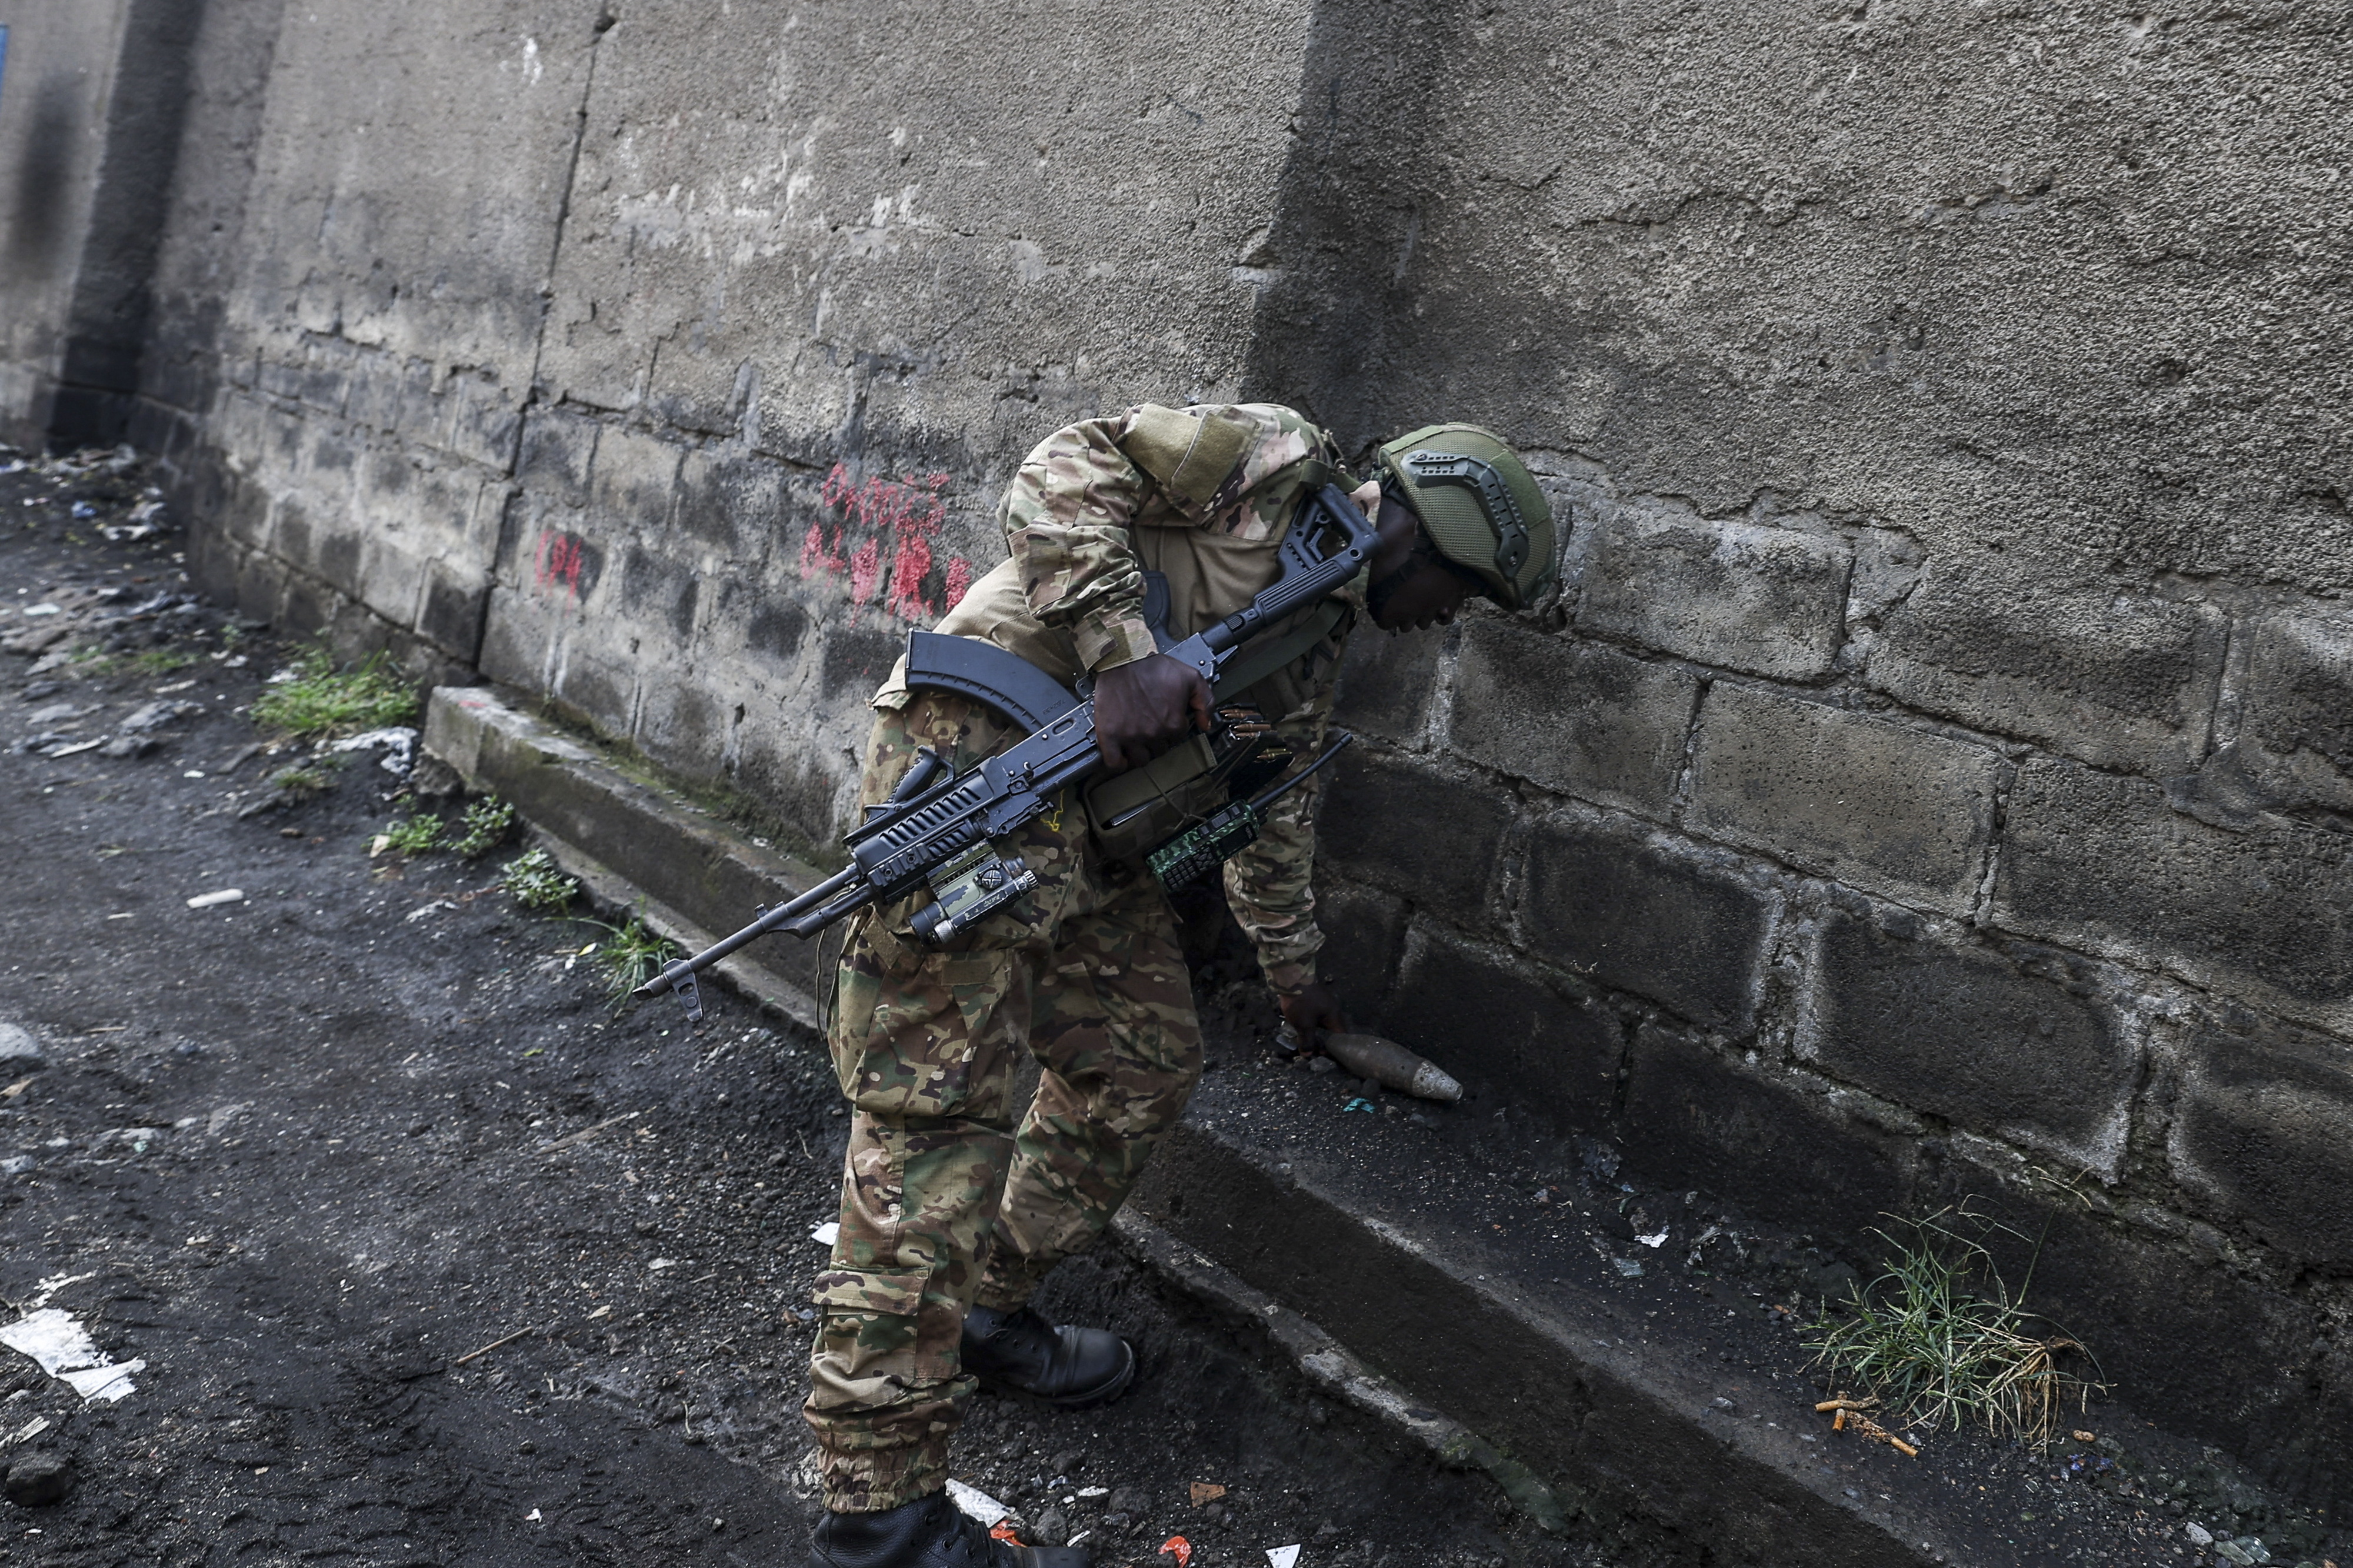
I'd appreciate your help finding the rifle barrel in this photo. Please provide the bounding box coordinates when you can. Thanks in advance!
[632,863,861,997]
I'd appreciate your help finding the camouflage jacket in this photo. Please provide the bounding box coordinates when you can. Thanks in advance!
[876,402,1359,996]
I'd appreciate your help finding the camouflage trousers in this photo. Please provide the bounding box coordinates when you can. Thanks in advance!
[804,692,1203,1513]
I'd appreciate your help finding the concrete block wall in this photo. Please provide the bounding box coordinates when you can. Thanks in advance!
[9,0,2353,1512]
[1318,482,2353,1503]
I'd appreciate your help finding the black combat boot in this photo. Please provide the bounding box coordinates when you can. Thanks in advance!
[960,1303,1135,1409]
[809,1492,1091,1568]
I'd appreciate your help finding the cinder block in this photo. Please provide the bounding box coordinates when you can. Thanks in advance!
[1804,913,2133,1175]
[675,447,791,561]
[1312,877,1410,1019]
[1688,684,2001,914]
[2168,1022,2353,1266]
[1519,815,1769,1027]
[1864,562,2224,776]
[1332,621,1440,744]
[585,422,684,535]
[1448,620,1697,815]
[1315,750,1512,926]
[1992,756,2353,1036]
[1381,923,1622,1133]
[1576,506,1851,680]
[515,408,598,511]
[821,623,907,705]
[2232,608,2353,814]
[1621,1026,1914,1237]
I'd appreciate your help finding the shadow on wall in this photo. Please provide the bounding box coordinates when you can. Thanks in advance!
[8,73,81,274]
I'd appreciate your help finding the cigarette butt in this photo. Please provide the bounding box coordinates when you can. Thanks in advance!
[1833,1408,1847,1431]
[1891,1436,1919,1457]
[1815,1397,1877,1412]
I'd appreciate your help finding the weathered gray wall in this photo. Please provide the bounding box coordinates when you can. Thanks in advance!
[0,2,131,438]
[1276,0,2353,1509]
[12,0,2353,1510]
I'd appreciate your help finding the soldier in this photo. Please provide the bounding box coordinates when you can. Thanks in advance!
[807,403,1555,1568]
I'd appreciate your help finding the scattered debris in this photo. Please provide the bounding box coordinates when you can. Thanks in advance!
[946,1478,1012,1528]
[1159,1536,1194,1567]
[1636,1229,1669,1249]
[1190,1482,1227,1506]
[0,1308,146,1403]
[1267,1547,1301,1568]
[536,1110,642,1159]
[1,1452,75,1507]
[0,1023,44,1069]
[328,724,418,778]
[185,889,245,909]
[811,1222,841,1247]
[1340,1098,1374,1115]
[1830,1403,1919,1458]
[450,1325,538,1366]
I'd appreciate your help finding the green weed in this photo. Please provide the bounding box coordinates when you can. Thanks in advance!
[448,798,516,860]
[377,815,445,855]
[131,648,198,675]
[497,848,579,915]
[587,915,682,1014]
[268,758,345,799]
[251,646,418,739]
[1803,1207,2101,1451]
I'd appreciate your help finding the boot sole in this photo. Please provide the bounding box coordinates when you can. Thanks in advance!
[974,1337,1137,1412]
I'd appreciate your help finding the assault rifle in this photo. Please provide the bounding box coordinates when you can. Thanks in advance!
[634,482,1378,1020]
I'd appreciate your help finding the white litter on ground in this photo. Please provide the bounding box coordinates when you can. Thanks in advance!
[0,1307,145,1403]
[186,889,245,909]
[811,1222,840,1247]
[1267,1547,1302,1568]
[945,1479,1010,1527]
[329,726,418,778]
[1635,1229,1669,1249]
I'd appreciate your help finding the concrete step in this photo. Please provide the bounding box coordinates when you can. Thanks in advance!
[422,682,2258,1568]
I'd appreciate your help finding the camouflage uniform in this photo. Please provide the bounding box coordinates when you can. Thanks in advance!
[806,404,1358,1511]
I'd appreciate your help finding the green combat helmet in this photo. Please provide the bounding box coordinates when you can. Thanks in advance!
[1373,423,1557,610]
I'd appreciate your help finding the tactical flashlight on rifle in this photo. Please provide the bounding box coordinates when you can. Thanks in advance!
[634,483,1378,1021]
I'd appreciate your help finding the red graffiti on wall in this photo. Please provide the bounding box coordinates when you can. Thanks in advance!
[535,530,600,601]
[799,465,976,622]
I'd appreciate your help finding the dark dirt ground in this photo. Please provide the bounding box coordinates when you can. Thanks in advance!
[0,446,1614,1568]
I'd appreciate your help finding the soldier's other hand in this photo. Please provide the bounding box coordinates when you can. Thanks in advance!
[1278,982,1348,1049]
[1094,653,1211,773]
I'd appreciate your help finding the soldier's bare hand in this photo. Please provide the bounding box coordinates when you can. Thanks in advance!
[1278,982,1348,1049]
[1094,653,1211,773]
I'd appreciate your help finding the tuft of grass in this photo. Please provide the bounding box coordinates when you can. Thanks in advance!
[251,646,418,739]
[377,815,445,855]
[1804,1207,2102,1452]
[587,915,682,1015]
[497,848,579,915]
[448,798,516,860]
[268,758,344,799]
[131,648,197,676]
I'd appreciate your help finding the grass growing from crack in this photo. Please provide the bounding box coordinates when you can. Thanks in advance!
[496,848,579,915]
[131,648,197,675]
[251,646,418,739]
[448,798,516,860]
[1804,1207,2101,1451]
[586,915,682,1015]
